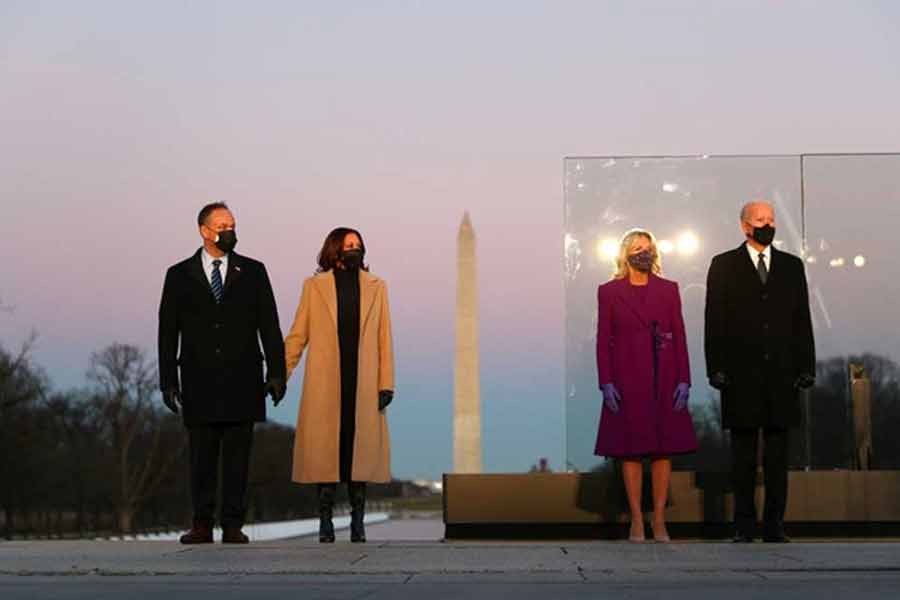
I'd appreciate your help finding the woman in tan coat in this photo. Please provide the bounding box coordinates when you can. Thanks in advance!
[284,227,394,543]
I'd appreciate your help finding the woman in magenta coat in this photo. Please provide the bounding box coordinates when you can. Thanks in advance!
[594,228,697,542]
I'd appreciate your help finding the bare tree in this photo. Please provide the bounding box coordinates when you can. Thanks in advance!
[45,391,108,537]
[87,343,185,533]
[0,332,39,410]
[2,337,355,537]
[0,334,47,539]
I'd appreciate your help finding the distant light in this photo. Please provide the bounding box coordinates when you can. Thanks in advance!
[658,239,675,255]
[662,182,679,193]
[854,255,866,268]
[829,258,845,268]
[676,231,700,256]
[806,255,817,264]
[597,238,620,261]
[576,182,585,190]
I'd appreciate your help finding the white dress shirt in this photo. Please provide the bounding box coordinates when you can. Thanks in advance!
[201,248,229,286]
[746,242,771,274]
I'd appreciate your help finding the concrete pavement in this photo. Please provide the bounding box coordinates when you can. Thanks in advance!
[1,573,899,600]
[2,520,899,597]
[3,536,899,579]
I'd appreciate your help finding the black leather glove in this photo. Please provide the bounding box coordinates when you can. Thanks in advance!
[162,387,181,415]
[794,373,815,390]
[709,372,730,391]
[378,390,394,411]
[264,377,287,406]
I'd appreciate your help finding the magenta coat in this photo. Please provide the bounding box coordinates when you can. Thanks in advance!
[594,275,698,458]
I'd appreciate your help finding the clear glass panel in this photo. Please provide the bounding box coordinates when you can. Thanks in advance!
[803,155,900,470]
[563,155,802,472]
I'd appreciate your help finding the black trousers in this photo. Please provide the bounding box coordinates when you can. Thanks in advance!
[730,427,789,537]
[188,422,254,528]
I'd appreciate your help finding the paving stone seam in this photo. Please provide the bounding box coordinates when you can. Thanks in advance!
[4,566,900,577]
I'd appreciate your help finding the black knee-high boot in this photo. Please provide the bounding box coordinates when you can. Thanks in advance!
[348,482,366,543]
[318,484,336,543]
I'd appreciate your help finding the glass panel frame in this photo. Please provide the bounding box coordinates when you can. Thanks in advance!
[564,155,804,473]
[564,153,900,473]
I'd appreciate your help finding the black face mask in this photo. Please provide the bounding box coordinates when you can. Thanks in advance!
[214,229,237,253]
[341,248,364,270]
[627,250,654,273]
[749,224,775,247]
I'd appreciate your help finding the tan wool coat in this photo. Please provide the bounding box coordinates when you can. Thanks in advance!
[284,269,394,483]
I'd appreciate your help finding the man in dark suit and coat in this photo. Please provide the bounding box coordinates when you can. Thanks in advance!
[158,202,286,544]
[704,200,815,543]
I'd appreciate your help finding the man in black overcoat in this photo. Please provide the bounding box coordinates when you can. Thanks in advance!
[704,200,815,543]
[158,202,286,544]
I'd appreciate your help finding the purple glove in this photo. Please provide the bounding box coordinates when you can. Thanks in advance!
[673,383,690,411]
[600,383,621,413]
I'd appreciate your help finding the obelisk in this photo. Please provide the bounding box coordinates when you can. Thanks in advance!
[454,211,483,473]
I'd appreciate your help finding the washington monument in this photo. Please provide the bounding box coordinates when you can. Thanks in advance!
[454,211,483,473]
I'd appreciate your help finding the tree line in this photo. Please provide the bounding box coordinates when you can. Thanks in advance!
[2,332,898,538]
[673,353,900,472]
[0,339,323,539]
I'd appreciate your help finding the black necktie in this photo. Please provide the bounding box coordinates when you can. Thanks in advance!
[757,252,768,285]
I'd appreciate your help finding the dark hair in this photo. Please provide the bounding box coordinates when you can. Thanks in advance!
[317,227,368,273]
[197,202,230,226]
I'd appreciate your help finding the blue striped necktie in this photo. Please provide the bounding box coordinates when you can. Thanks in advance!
[211,259,224,303]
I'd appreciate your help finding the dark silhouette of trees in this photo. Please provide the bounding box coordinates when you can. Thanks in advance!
[674,353,900,472]
[7,331,893,540]
[867,354,900,469]
[673,397,730,472]
[247,423,318,522]
[44,390,110,537]
[86,343,185,533]
[0,335,48,539]
[0,340,324,539]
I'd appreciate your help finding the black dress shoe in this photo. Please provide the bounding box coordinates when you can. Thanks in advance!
[732,534,755,543]
[222,527,249,544]
[763,534,791,543]
[180,521,213,544]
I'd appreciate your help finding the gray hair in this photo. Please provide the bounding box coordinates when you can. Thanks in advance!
[740,200,774,222]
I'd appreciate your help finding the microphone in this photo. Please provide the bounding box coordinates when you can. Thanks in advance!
[651,320,660,398]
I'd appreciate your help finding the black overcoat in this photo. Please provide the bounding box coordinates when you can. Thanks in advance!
[704,243,815,428]
[158,249,286,426]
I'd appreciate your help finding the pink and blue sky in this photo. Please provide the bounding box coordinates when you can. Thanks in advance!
[3,1,900,478]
